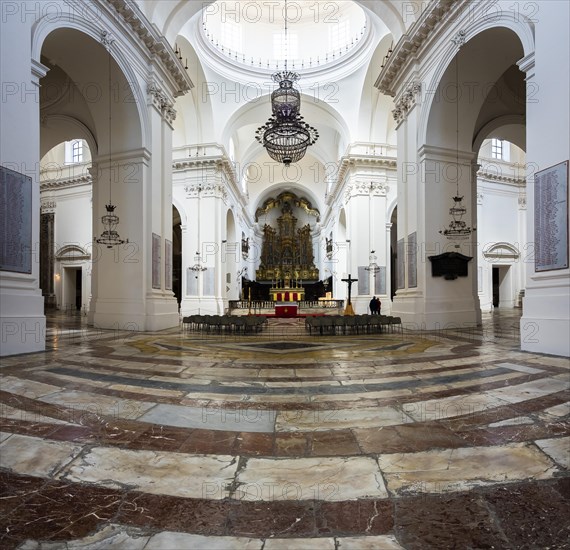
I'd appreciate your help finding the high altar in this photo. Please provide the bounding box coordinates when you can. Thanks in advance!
[269,283,305,302]
[255,192,319,293]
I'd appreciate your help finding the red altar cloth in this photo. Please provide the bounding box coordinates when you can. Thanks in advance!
[275,304,298,318]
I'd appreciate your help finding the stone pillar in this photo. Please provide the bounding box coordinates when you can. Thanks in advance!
[90,148,178,331]
[519,5,570,356]
[384,222,393,314]
[0,24,48,355]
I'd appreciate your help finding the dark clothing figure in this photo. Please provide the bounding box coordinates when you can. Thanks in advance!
[370,297,379,314]
[376,297,381,314]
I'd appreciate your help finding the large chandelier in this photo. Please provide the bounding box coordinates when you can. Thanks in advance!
[255,1,318,166]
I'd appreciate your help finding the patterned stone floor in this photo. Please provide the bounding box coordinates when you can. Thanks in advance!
[1,310,569,549]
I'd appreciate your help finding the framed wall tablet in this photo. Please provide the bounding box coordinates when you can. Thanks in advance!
[0,166,33,274]
[407,231,417,288]
[165,239,172,290]
[534,160,569,272]
[152,233,161,289]
[397,238,405,289]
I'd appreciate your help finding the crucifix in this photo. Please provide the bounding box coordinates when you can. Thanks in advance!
[341,273,358,316]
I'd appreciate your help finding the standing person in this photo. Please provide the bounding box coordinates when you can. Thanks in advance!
[376,297,382,315]
[370,296,377,314]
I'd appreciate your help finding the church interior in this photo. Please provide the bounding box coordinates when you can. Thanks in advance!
[0,0,569,547]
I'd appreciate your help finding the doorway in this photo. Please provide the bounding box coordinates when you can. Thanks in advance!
[492,265,513,309]
[63,267,82,312]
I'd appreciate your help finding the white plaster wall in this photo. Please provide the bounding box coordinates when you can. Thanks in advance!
[521,0,570,356]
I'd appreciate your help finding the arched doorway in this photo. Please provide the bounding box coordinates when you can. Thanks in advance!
[393,25,528,330]
[38,27,178,331]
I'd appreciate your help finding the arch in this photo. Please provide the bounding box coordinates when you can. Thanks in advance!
[40,115,97,159]
[253,182,322,221]
[32,15,148,150]
[419,16,534,147]
[472,114,526,154]
[387,196,398,223]
[172,195,188,226]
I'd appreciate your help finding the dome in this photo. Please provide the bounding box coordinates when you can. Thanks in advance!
[201,0,367,72]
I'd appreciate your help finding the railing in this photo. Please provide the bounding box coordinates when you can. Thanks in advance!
[299,300,344,309]
[202,24,367,71]
[229,300,344,310]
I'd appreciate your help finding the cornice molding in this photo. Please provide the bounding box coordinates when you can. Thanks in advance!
[104,0,194,95]
[375,0,456,95]
[477,169,526,186]
[40,174,92,191]
[173,146,249,213]
[326,149,397,207]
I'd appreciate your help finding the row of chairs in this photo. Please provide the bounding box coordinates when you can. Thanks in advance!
[182,314,267,333]
[305,314,402,335]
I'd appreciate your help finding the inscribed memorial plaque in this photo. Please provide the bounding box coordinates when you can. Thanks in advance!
[358,266,369,295]
[374,266,386,295]
[397,238,405,290]
[0,166,32,273]
[407,232,417,288]
[534,160,569,272]
[187,269,198,296]
[165,239,172,290]
[152,233,161,289]
[203,267,215,296]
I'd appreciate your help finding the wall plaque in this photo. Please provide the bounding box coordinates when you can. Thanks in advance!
[407,232,417,288]
[203,267,215,296]
[165,239,172,290]
[535,160,569,272]
[397,238,405,289]
[374,266,386,295]
[187,269,198,296]
[0,166,32,273]
[358,266,369,295]
[429,252,472,280]
[152,233,161,289]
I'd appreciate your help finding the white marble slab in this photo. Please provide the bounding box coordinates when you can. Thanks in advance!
[535,436,570,469]
[377,443,560,495]
[59,446,238,499]
[235,456,388,501]
[275,406,411,432]
[0,434,82,477]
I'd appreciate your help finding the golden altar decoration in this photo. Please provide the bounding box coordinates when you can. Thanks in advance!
[255,193,319,283]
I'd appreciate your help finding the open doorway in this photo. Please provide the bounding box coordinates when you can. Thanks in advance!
[492,265,513,309]
[62,266,82,312]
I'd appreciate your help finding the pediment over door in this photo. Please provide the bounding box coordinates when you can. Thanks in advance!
[483,242,520,261]
[55,245,91,262]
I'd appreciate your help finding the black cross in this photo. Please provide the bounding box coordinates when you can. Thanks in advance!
[341,273,358,305]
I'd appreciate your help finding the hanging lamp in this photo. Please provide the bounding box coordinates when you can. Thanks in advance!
[96,33,128,249]
[255,0,318,166]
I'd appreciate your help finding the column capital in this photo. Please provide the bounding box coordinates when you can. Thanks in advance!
[148,79,177,123]
[392,81,422,125]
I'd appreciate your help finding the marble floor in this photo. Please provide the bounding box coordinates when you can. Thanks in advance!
[1,310,569,549]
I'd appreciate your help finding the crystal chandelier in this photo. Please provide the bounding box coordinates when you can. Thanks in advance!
[255,1,318,166]
[96,32,127,248]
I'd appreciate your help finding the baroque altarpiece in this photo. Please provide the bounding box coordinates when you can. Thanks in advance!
[255,192,319,283]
